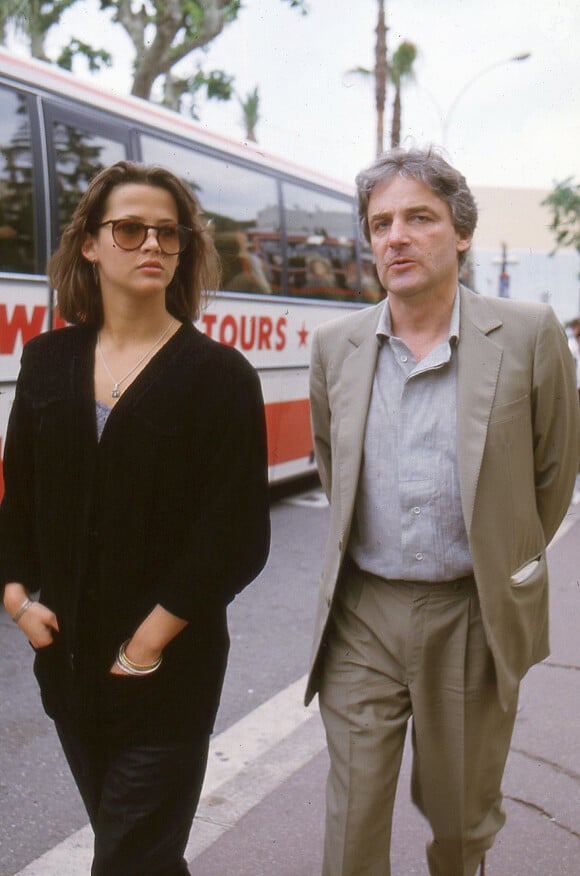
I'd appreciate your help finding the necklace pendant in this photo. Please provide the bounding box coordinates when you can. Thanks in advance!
[111,385,120,399]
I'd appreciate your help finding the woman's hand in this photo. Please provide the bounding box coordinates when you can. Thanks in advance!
[18,602,60,649]
[109,639,163,676]
[3,583,59,649]
[109,603,187,675]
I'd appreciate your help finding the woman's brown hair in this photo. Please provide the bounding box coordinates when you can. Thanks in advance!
[48,161,220,326]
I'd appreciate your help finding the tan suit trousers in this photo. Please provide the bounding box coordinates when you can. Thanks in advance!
[319,561,519,876]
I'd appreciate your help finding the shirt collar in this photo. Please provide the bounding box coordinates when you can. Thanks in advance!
[376,287,461,343]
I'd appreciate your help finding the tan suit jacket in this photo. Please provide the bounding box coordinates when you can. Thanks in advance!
[306,286,580,709]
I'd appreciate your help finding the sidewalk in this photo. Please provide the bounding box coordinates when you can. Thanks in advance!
[189,513,580,875]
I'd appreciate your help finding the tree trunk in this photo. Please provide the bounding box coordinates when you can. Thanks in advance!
[30,0,48,61]
[374,0,388,157]
[391,86,401,147]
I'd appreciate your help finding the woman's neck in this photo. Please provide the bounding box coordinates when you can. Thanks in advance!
[99,305,175,350]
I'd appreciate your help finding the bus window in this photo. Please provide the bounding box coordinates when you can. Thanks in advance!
[140,135,281,295]
[0,85,36,274]
[51,121,127,242]
[281,183,359,301]
[359,240,384,302]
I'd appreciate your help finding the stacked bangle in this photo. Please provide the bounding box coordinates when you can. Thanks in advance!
[116,640,163,675]
[12,597,33,624]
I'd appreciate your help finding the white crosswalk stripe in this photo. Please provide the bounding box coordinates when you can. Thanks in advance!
[13,676,324,875]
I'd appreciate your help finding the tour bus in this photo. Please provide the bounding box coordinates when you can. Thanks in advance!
[0,48,382,491]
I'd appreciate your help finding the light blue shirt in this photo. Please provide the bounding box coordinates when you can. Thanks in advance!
[348,292,473,582]
[96,400,111,442]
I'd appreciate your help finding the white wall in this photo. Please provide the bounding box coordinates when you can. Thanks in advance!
[470,186,579,323]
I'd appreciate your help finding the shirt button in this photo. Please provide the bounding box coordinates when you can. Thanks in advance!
[415,552,423,561]
[401,355,408,363]
[413,507,421,515]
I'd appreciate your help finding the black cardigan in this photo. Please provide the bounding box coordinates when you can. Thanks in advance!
[0,322,270,742]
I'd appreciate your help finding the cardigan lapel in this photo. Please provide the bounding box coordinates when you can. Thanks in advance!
[456,288,503,534]
[71,327,99,448]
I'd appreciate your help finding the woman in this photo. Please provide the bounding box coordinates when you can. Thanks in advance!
[0,161,270,875]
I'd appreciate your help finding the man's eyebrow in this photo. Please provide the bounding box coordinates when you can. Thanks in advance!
[406,204,438,214]
[369,204,438,220]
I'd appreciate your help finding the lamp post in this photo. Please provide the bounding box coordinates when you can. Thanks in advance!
[441,53,531,148]
[492,242,519,298]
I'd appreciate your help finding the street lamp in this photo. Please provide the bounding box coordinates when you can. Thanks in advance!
[442,53,531,147]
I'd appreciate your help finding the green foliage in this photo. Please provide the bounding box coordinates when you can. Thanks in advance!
[3,0,308,122]
[284,0,308,11]
[163,66,234,117]
[238,85,260,141]
[1,1,110,67]
[542,178,580,253]
[390,41,417,86]
[57,39,112,72]
[0,0,78,36]
[390,40,417,147]
[204,68,235,101]
[348,65,373,78]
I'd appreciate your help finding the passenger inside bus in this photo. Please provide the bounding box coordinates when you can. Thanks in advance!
[214,230,272,294]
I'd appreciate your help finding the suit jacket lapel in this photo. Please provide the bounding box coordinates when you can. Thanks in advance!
[456,288,503,533]
[337,307,382,535]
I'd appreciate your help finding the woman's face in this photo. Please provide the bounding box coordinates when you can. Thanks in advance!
[82,183,181,309]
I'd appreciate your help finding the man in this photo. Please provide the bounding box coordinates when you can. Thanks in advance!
[306,147,580,876]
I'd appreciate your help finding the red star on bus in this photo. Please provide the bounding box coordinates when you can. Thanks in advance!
[297,323,309,347]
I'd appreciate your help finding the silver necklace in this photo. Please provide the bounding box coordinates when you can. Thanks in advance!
[97,319,175,398]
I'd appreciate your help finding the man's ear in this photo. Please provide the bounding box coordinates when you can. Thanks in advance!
[457,233,472,254]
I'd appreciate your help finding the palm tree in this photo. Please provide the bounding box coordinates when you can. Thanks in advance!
[374,0,388,156]
[238,86,260,143]
[390,41,417,147]
[346,0,388,156]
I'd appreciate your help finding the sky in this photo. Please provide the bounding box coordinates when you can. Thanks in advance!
[7,0,580,191]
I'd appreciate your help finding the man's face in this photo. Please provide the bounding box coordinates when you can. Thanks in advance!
[367,175,472,302]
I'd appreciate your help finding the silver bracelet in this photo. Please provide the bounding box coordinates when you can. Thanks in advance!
[116,640,163,675]
[12,597,33,624]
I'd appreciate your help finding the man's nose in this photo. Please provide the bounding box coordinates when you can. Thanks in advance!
[388,217,410,245]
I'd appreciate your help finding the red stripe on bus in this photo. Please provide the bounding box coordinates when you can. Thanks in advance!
[265,399,313,467]
[0,401,314,499]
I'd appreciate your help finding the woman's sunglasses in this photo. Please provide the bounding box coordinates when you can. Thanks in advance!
[98,219,192,255]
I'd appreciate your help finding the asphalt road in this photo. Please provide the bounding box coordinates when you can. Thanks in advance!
[0,479,328,875]
[1,480,579,875]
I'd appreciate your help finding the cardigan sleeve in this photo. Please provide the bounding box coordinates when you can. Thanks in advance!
[0,346,40,598]
[156,363,270,621]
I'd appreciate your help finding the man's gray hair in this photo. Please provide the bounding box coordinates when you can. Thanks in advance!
[355,147,478,266]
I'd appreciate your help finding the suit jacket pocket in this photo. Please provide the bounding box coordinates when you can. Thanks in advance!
[488,392,530,425]
[510,553,543,587]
